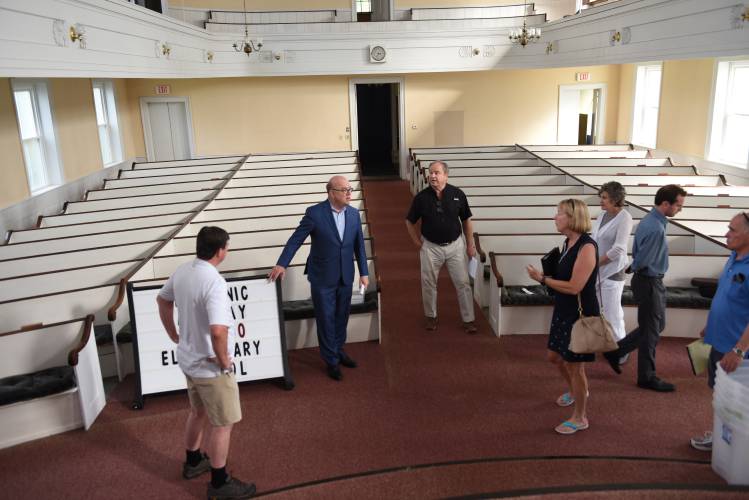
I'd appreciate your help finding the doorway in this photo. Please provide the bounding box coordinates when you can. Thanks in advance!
[349,78,405,178]
[140,97,195,161]
[557,84,606,145]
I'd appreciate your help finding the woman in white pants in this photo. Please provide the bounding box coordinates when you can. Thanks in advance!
[591,182,633,346]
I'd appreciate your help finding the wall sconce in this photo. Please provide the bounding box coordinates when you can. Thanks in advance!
[68,24,86,48]
[206,51,214,63]
[161,43,171,57]
[610,30,621,44]
[742,7,749,22]
[546,42,554,55]
[472,48,480,56]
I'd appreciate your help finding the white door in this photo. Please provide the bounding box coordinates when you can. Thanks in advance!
[557,84,607,145]
[141,98,194,161]
[557,87,580,145]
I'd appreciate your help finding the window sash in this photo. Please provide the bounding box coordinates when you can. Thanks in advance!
[632,64,661,148]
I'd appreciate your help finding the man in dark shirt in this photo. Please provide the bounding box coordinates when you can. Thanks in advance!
[406,160,477,333]
[604,184,687,392]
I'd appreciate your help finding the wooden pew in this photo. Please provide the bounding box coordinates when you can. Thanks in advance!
[0,225,181,259]
[0,316,105,449]
[0,241,161,280]
[63,191,215,214]
[549,158,673,167]
[133,155,245,169]
[88,180,224,199]
[244,151,356,162]
[486,251,727,337]
[8,213,193,244]
[561,166,696,175]
[575,174,724,187]
[40,202,204,227]
[196,199,365,221]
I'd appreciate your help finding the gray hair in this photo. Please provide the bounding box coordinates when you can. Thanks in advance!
[428,160,449,174]
[598,181,627,207]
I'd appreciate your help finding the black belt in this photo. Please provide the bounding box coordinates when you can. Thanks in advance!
[430,238,457,247]
[634,272,664,279]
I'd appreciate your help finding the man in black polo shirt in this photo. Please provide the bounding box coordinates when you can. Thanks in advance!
[406,160,477,333]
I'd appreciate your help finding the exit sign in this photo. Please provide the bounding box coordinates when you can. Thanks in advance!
[155,84,171,95]
[576,72,591,81]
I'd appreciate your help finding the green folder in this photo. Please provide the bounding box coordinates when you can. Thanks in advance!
[686,339,711,376]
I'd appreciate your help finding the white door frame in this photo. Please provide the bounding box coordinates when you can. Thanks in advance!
[557,83,607,145]
[140,96,196,162]
[349,76,407,179]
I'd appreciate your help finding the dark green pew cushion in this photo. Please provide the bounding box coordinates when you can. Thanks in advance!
[283,291,379,321]
[502,285,712,309]
[0,366,75,407]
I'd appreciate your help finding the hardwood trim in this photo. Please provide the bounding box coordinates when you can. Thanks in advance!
[0,282,119,306]
[488,251,504,288]
[67,314,95,366]
[100,178,223,191]
[133,154,244,165]
[0,316,90,337]
[153,237,374,260]
[202,197,364,212]
[75,187,219,203]
[15,211,195,234]
[0,258,140,282]
[0,239,164,263]
[2,223,180,246]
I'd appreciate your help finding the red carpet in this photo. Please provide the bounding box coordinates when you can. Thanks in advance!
[0,179,743,499]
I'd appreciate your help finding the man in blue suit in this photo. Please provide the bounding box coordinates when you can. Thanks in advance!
[268,175,369,381]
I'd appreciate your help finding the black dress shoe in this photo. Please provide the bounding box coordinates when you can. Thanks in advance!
[637,377,675,392]
[603,351,622,374]
[339,352,357,368]
[326,365,343,381]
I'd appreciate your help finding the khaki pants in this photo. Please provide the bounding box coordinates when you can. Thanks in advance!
[420,238,475,322]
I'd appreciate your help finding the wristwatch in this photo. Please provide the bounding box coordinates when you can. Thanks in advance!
[732,347,746,358]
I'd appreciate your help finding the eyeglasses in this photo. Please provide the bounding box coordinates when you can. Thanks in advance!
[331,188,354,194]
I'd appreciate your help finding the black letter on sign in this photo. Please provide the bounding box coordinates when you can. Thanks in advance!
[237,323,245,338]
[161,351,168,366]
[241,285,248,301]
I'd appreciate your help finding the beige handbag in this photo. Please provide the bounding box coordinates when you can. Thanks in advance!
[569,272,618,354]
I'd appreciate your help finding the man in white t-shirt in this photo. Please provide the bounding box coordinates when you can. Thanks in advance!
[157,226,256,500]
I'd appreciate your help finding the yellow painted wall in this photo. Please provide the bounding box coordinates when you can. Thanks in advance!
[616,59,714,157]
[50,79,103,182]
[657,59,713,157]
[0,78,139,210]
[171,0,349,10]
[616,63,634,144]
[0,79,30,206]
[405,65,621,147]
[125,76,351,156]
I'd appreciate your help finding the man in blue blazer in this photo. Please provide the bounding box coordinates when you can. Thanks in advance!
[268,176,369,381]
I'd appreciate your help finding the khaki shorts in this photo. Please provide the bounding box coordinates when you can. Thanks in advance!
[185,372,242,427]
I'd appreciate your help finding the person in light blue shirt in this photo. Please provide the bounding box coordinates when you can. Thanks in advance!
[690,212,749,451]
[603,184,686,392]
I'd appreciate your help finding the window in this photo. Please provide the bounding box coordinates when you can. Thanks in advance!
[708,60,749,168]
[631,64,662,149]
[92,80,123,166]
[356,0,372,13]
[11,80,62,194]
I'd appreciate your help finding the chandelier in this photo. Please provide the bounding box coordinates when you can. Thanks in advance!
[232,0,263,56]
[509,2,541,47]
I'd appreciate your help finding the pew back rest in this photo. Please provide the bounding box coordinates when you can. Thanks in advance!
[0,225,180,260]
[0,319,88,379]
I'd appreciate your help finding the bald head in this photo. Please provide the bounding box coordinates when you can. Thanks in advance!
[726,213,749,257]
[327,175,352,211]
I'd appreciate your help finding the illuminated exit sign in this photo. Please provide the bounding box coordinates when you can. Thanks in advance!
[155,84,171,95]
[576,72,591,82]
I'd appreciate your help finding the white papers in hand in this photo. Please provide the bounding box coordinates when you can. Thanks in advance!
[468,256,479,279]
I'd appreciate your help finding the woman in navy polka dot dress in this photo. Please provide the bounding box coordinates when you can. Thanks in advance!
[527,199,600,435]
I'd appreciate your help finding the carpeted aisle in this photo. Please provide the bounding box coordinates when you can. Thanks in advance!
[0,179,743,499]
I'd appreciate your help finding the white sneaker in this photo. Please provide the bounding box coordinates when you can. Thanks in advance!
[690,431,712,451]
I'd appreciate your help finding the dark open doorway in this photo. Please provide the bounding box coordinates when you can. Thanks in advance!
[355,83,400,177]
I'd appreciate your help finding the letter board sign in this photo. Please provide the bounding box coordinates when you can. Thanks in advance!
[127,275,294,408]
